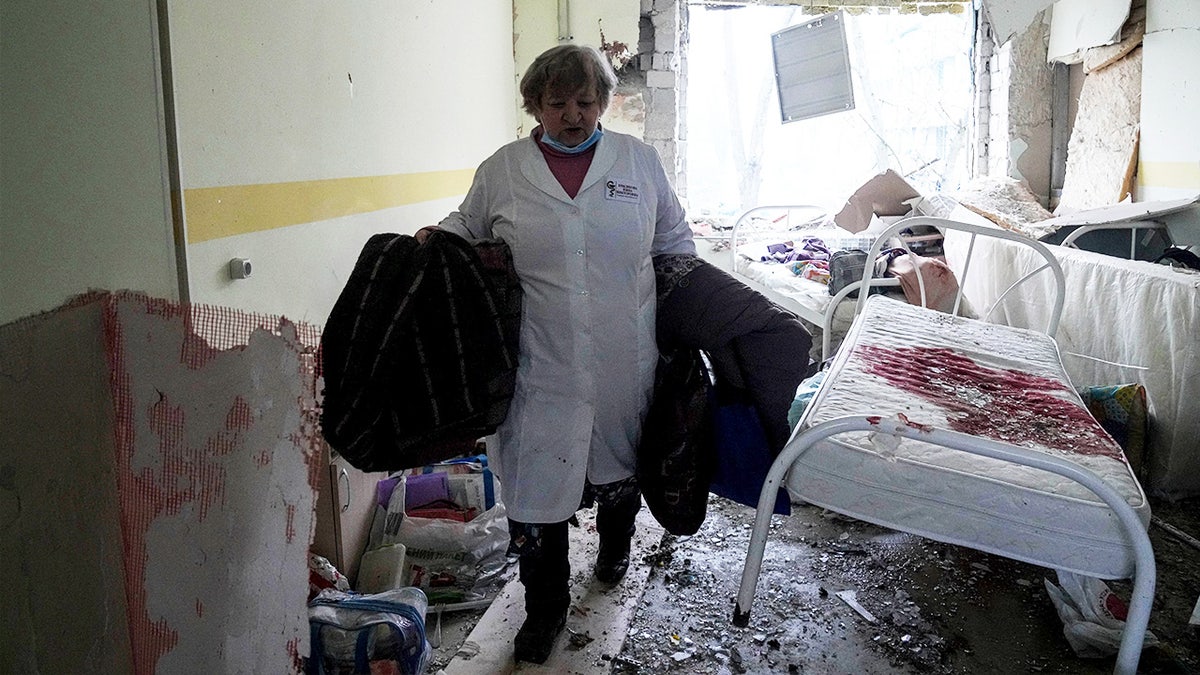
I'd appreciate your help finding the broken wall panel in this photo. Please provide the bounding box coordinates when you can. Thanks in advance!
[1082,3,1145,74]
[1005,12,1056,204]
[1047,0,1131,63]
[1056,47,1142,213]
[982,0,1055,43]
[0,291,322,674]
[0,300,135,674]
[952,175,1056,237]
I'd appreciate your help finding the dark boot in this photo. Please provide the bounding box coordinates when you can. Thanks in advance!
[594,481,641,583]
[510,520,570,664]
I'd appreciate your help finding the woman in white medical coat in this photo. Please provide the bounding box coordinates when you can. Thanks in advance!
[428,44,695,664]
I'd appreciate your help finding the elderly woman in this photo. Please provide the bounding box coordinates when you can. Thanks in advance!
[428,44,695,663]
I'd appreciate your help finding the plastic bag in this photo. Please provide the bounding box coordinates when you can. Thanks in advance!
[308,587,431,675]
[366,474,509,605]
[390,503,509,604]
[1043,569,1157,658]
[309,554,351,602]
[787,371,825,431]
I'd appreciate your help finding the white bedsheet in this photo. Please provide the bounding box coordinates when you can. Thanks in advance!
[733,257,855,324]
[788,296,1149,578]
[942,206,1200,499]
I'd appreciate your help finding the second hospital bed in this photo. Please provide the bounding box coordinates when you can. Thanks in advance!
[733,220,1156,675]
[723,206,963,362]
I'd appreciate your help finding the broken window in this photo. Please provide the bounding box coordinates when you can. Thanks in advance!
[685,4,975,218]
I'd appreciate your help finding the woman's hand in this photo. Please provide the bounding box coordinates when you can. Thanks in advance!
[415,226,440,244]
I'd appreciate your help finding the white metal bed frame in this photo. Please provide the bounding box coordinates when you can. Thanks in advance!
[733,217,1156,675]
[718,205,900,362]
[721,210,1070,360]
[1058,220,1170,259]
[853,216,1067,335]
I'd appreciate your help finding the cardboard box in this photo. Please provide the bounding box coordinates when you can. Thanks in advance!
[833,169,922,234]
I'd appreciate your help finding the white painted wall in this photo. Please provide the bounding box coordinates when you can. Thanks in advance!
[0,0,180,325]
[0,1,644,327]
[171,1,517,322]
[1138,0,1200,246]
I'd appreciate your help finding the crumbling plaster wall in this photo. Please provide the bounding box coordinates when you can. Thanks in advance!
[981,10,1055,204]
[1,292,321,674]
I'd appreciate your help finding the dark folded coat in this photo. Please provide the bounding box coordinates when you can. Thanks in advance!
[638,254,813,534]
[655,255,813,453]
[320,230,521,472]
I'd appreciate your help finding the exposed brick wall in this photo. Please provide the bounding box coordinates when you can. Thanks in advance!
[638,0,684,190]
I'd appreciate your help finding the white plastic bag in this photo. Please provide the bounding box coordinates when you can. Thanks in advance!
[390,502,509,604]
[1043,569,1157,657]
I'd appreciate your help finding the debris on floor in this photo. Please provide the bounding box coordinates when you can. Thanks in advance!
[425,494,1199,674]
[617,496,1200,674]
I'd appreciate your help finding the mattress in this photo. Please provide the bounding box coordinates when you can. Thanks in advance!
[733,256,854,324]
[787,295,1149,579]
[942,205,1200,499]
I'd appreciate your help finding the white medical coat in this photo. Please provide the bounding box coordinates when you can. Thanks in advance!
[438,131,696,523]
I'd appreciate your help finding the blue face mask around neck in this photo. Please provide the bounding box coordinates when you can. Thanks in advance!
[540,127,603,154]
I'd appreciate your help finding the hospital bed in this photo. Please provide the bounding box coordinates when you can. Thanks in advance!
[942,204,1200,500]
[733,218,1155,675]
[722,205,906,362]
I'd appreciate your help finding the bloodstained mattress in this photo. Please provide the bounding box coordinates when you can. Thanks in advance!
[788,295,1149,579]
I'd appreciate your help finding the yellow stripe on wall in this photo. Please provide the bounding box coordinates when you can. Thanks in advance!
[184,169,475,243]
[1137,161,1200,189]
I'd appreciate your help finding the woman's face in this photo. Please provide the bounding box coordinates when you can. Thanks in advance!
[536,85,603,148]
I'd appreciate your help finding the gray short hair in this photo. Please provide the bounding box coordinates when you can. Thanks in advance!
[520,45,618,118]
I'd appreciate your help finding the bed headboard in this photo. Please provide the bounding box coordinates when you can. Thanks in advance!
[855,216,1067,337]
[725,205,832,270]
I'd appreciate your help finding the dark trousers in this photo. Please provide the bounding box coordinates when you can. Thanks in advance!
[509,520,571,617]
[508,477,641,616]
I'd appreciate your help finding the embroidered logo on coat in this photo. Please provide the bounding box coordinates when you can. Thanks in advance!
[605,179,640,203]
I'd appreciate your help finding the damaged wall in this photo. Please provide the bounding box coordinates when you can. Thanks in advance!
[0,292,322,674]
[982,9,1056,204]
[981,0,1198,229]
[640,0,689,189]
[1056,45,1142,212]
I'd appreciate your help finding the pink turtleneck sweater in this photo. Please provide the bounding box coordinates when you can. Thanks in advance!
[533,128,596,199]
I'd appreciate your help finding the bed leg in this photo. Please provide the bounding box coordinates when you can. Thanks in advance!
[732,604,751,627]
[734,425,830,629]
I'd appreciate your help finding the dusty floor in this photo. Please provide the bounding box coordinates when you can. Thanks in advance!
[617,495,1199,674]
[429,494,1199,674]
